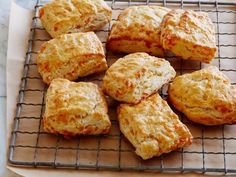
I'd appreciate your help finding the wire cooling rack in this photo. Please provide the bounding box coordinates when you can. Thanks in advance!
[8,0,236,175]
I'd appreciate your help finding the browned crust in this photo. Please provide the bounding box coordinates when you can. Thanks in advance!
[39,0,112,38]
[107,36,164,56]
[170,93,236,126]
[160,9,217,63]
[161,32,216,63]
[117,94,193,159]
[168,80,236,126]
[43,79,111,137]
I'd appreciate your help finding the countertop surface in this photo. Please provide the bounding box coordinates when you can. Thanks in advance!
[0,1,36,176]
[1,0,10,176]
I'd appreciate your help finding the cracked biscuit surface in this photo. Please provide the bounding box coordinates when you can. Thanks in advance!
[43,78,111,137]
[160,9,217,63]
[39,0,112,38]
[107,6,170,57]
[169,66,236,125]
[103,52,176,104]
[118,93,193,160]
[37,32,107,85]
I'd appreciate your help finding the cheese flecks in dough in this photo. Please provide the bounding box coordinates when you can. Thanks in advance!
[160,9,217,63]
[103,52,176,104]
[37,32,107,85]
[169,66,236,125]
[39,0,112,38]
[43,78,111,137]
[107,6,170,57]
[118,93,193,160]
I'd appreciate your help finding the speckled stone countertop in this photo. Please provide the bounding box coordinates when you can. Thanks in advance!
[0,1,36,176]
[0,0,10,175]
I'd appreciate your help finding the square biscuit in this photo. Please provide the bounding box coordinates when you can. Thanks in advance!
[103,52,176,104]
[160,10,217,63]
[107,6,170,57]
[39,0,112,38]
[37,32,107,85]
[169,66,236,125]
[118,93,193,160]
[43,78,111,137]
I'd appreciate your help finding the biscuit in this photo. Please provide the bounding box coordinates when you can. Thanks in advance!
[169,66,236,125]
[43,78,111,137]
[118,93,193,160]
[103,52,176,104]
[37,32,107,85]
[107,6,170,57]
[39,0,112,38]
[160,9,217,63]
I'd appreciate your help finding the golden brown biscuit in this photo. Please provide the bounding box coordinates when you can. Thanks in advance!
[169,66,236,125]
[103,52,176,104]
[39,0,112,38]
[43,78,111,137]
[107,6,170,57]
[37,32,107,85]
[160,9,217,63]
[118,93,193,160]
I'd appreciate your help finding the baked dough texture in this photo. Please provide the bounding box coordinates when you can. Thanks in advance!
[107,6,170,57]
[103,52,176,104]
[39,0,112,38]
[169,66,236,125]
[43,78,111,136]
[37,32,107,85]
[160,9,217,63]
[118,93,193,160]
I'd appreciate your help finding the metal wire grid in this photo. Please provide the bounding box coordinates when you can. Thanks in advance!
[8,0,236,174]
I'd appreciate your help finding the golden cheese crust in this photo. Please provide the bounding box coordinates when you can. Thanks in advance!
[103,52,176,104]
[118,93,193,160]
[39,0,112,38]
[107,6,170,57]
[43,78,111,137]
[169,66,236,125]
[37,32,107,85]
[160,9,217,63]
